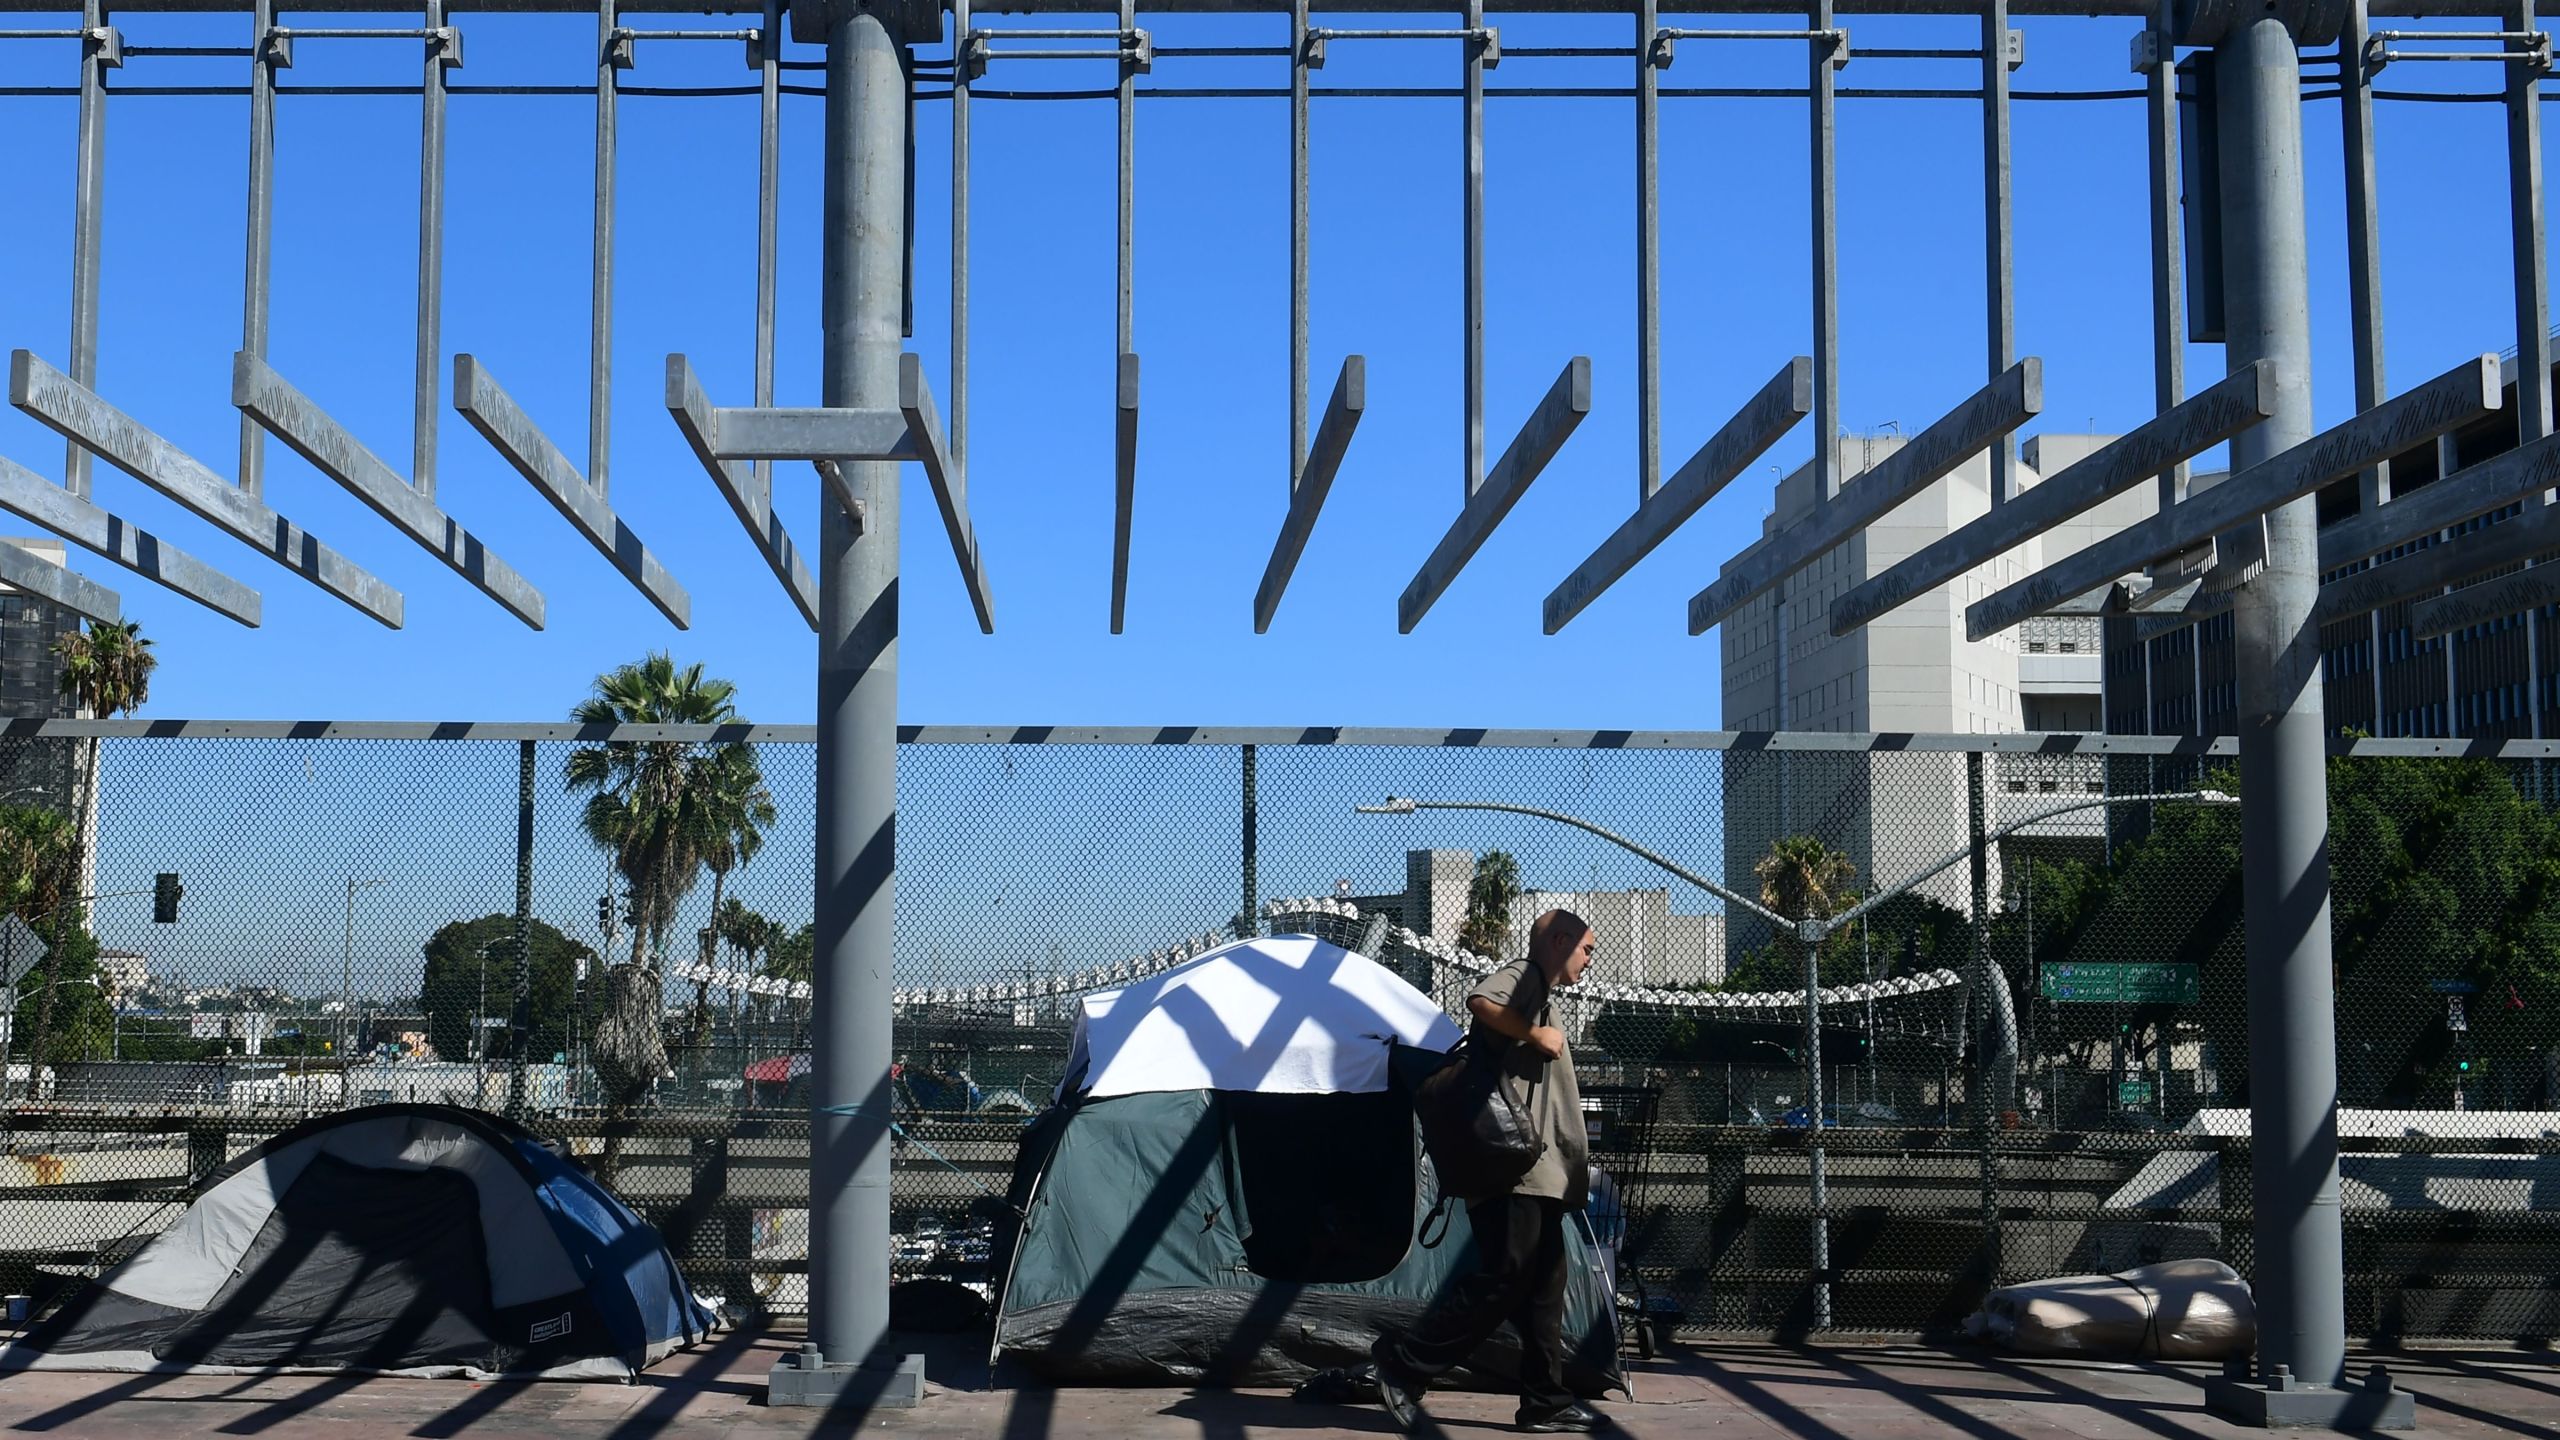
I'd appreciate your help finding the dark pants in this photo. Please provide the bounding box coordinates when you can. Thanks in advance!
[1383,1194,1573,1413]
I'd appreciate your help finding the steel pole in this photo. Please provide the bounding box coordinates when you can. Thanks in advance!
[1967,753,2002,1300]
[341,877,356,1061]
[2217,13,2345,1395]
[508,740,534,1119]
[810,0,905,1370]
[1240,742,1259,937]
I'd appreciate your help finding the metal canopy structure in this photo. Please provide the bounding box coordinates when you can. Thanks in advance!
[13,0,2560,1424]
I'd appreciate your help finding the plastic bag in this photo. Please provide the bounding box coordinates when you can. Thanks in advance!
[1963,1258,2256,1359]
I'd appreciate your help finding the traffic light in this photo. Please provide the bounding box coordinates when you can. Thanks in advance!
[597,895,615,933]
[152,872,182,924]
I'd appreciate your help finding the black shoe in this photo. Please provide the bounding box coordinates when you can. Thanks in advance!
[1369,1340,1426,1433]
[1516,1401,1608,1433]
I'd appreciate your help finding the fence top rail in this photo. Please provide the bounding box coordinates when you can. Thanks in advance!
[0,0,2550,16]
[7,717,2560,758]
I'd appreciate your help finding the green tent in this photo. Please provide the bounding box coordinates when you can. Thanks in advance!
[990,934,1624,1392]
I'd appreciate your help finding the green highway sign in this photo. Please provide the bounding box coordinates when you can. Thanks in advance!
[2118,1080,2155,1106]
[2039,962,2201,1005]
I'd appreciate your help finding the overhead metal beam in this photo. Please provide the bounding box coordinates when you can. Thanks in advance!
[2319,423,2560,570]
[1254,354,1365,633]
[2407,530,2560,636]
[1544,354,1810,633]
[2312,523,2529,628]
[234,351,545,629]
[2302,433,2560,631]
[0,453,260,626]
[1828,359,2271,637]
[1400,354,1593,631]
[902,353,995,635]
[1965,353,2498,640]
[706,407,915,463]
[451,354,691,628]
[1688,358,2041,635]
[10,350,403,628]
[0,538,118,626]
[1113,351,1137,633]
[663,353,819,631]
[2137,429,2560,644]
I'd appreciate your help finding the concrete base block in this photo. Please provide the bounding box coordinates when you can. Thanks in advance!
[2203,1365,2417,1431]
[763,1348,926,1410]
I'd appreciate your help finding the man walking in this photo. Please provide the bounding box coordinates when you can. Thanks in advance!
[1374,908,1606,1434]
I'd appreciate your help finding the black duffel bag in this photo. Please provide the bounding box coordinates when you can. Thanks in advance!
[1412,1033,1545,1204]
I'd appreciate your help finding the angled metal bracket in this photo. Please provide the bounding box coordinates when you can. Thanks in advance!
[2319,419,2560,573]
[1254,355,1365,633]
[1965,353,2498,641]
[666,351,990,633]
[1828,359,2272,637]
[2404,515,2560,637]
[1689,358,2042,636]
[2301,433,2560,632]
[10,349,397,628]
[1545,355,1810,634]
[664,354,818,632]
[0,452,258,626]
[1113,352,1138,634]
[0,537,119,626]
[1401,355,1592,632]
[234,352,544,629]
[452,355,690,629]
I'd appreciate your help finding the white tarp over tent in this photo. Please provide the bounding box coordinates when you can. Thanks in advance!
[1064,934,1462,1099]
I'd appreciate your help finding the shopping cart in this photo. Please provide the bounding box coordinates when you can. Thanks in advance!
[1580,1082,1665,1358]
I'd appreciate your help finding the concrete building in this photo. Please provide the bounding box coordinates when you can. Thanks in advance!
[1717,436,2149,966]
[94,948,151,1000]
[1346,848,1725,988]
[1507,886,1723,989]
[0,538,82,819]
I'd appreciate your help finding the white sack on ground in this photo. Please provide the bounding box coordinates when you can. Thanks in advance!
[1964,1258,2256,1359]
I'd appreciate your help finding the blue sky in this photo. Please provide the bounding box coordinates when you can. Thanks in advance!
[0,8,2545,731]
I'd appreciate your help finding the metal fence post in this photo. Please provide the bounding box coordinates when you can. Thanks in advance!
[507,740,534,1120]
[1968,752,2002,1301]
[1240,742,1259,938]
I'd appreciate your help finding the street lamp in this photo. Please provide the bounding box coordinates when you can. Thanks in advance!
[341,876,388,1064]
[1356,784,2237,1329]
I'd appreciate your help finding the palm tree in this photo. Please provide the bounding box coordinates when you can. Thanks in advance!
[1754,834,1858,986]
[1458,849,1523,957]
[563,653,768,1172]
[0,804,75,1092]
[30,621,154,1084]
[682,752,777,1066]
[717,900,773,1021]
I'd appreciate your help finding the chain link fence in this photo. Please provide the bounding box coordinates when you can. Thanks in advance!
[0,725,2553,1341]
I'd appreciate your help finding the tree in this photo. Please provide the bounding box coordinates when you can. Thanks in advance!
[717,899,774,1020]
[419,914,599,1067]
[683,750,777,1060]
[29,620,154,1084]
[764,922,816,1036]
[1458,850,1522,957]
[563,653,769,1174]
[1738,835,1858,995]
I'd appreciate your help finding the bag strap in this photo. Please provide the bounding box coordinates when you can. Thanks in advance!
[1418,1193,1459,1250]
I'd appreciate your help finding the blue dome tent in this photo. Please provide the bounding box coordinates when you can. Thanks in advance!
[0,1104,719,1380]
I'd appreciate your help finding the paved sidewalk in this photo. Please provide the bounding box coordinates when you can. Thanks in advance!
[0,1326,2548,1439]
